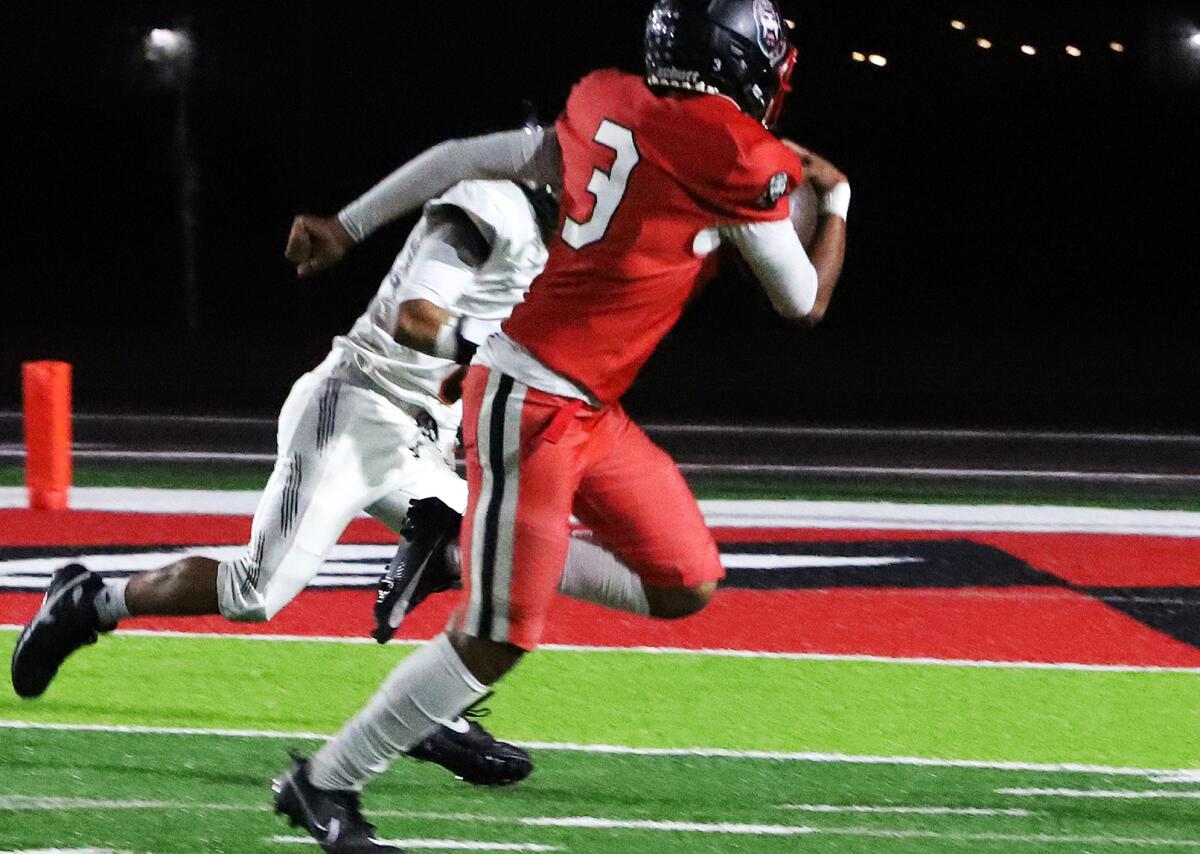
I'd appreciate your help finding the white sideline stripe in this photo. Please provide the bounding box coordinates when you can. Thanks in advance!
[3,488,1200,536]
[817,829,1200,847]
[682,462,1200,484]
[0,720,332,741]
[718,555,922,568]
[0,551,921,577]
[516,818,1200,847]
[641,423,1200,444]
[4,412,1194,444]
[779,804,1032,816]
[0,796,264,812]
[5,798,1198,848]
[1,720,1194,779]
[5,624,1198,673]
[1152,772,1200,784]
[702,499,1200,536]
[521,817,813,835]
[0,850,136,854]
[997,788,1200,800]
[0,797,1024,820]
[272,838,561,851]
[512,742,1196,777]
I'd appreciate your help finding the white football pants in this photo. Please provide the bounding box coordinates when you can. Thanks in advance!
[216,354,467,621]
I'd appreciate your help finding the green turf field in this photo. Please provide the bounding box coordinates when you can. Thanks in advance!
[2,631,1198,851]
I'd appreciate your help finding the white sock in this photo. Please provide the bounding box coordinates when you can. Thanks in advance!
[308,633,487,792]
[559,536,650,616]
[93,577,130,628]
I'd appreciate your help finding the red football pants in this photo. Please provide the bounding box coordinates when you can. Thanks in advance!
[455,366,724,650]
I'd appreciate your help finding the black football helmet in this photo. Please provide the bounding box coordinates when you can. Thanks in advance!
[644,0,797,127]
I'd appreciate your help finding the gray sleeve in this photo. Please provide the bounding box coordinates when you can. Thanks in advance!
[720,219,819,319]
[337,127,562,242]
[394,209,491,310]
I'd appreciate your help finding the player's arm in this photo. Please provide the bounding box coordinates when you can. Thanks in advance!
[284,128,561,278]
[785,143,848,323]
[723,148,848,326]
[393,206,500,363]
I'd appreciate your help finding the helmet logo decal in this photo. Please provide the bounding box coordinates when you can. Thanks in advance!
[753,0,788,64]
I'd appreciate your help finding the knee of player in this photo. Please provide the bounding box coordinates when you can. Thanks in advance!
[448,630,525,685]
[647,581,715,620]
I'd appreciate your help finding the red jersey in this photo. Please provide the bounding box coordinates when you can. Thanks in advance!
[501,69,803,404]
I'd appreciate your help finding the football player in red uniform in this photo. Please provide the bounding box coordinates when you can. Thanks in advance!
[274,1,849,849]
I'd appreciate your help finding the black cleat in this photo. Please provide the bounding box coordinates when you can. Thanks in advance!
[273,753,403,853]
[372,498,463,644]
[407,707,533,787]
[11,564,108,699]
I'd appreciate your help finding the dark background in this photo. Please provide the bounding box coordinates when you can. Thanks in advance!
[4,1,1198,429]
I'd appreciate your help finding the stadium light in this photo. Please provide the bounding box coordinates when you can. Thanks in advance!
[1109,41,1126,53]
[950,20,967,31]
[851,51,867,62]
[144,28,193,64]
[868,54,888,67]
[1065,45,1082,57]
[976,37,993,50]
[1190,32,1200,48]
[142,25,199,329]
[1020,44,1037,56]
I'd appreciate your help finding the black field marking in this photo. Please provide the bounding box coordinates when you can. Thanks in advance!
[1080,586,1200,648]
[478,375,514,640]
[3,537,1199,653]
[719,540,1059,590]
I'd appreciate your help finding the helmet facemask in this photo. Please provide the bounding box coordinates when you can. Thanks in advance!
[761,45,797,129]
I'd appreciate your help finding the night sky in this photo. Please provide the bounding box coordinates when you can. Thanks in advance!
[4,1,1199,429]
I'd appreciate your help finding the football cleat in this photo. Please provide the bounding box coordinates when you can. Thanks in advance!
[11,564,108,699]
[273,753,403,853]
[372,497,463,644]
[407,705,533,787]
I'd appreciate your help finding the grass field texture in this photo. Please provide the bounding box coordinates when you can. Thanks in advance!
[2,630,1199,852]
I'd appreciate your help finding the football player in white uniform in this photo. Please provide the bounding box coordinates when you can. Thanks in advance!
[11,178,553,786]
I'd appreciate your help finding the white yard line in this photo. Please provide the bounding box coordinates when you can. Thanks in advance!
[0,850,136,854]
[779,804,1032,816]
[0,795,265,812]
[4,625,1198,674]
[272,839,560,851]
[4,488,1200,535]
[814,829,1200,847]
[0,849,137,854]
[0,720,1194,779]
[518,817,1200,846]
[6,797,1198,848]
[997,788,1200,800]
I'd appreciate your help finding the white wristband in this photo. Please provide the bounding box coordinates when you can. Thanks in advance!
[821,182,852,220]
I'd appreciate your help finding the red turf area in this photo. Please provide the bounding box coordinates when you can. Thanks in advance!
[3,509,1199,667]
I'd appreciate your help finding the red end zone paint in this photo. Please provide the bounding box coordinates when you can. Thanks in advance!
[3,510,1199,666]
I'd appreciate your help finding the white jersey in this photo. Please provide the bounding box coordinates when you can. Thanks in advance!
[332,180,548,444]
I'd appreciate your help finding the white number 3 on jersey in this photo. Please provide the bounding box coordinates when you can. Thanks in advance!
[562,120,640,250]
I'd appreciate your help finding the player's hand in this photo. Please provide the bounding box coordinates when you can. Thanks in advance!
[284,214,356,278]
[781,141,847,194]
